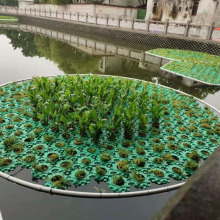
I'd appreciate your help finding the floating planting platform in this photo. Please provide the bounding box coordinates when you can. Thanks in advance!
[146,49,220,86]
[0,75,219,195]
[0,16,18,23]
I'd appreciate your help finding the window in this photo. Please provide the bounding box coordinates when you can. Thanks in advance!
[192,1,199,16]
[152,3,157,14]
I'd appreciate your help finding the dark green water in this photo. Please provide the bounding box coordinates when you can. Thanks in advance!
[0,26,219,220]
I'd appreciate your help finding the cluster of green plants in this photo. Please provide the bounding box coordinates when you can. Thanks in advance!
[26,75,165,143]
[148,49,220,85]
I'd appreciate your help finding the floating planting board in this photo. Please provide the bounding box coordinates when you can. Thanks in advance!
[0,16,18,22]
[0,75,219,193]
[146,49,220,86]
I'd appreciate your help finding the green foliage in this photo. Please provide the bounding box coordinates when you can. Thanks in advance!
[3,136,17,147]
[0,158,12,166]
[100,153,111,162]
[0,0,18,6]
[51,175,69,189]
[117,160,130,172]
[113,175,124,186]
[81,158,91,165]
[133,158,146,167]
[96,166,107,176]
[132,170,145,182]
[75,169,86,180]
[188,151,200,162]
[153,144,164,153]
[23,155,35,163]
[153,157,164,164]
[185,160,198,171]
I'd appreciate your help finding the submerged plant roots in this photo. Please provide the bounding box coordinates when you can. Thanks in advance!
[0,75,219,192]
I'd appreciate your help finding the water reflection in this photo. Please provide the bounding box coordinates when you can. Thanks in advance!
[0,27,219,108]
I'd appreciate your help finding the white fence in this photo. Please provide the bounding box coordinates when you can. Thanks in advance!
[0,6,220,41]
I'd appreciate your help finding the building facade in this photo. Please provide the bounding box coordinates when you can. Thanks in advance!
[146,0,220,25]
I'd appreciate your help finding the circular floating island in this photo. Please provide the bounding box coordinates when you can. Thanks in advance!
[0,75,219,195]
[146,49,220,86]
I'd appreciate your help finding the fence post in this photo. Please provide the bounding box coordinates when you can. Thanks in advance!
[106,15,108,26]
[50,10,52,18]
[86,13,88,23]
[131,19,135,30]
[25,8,26,15]
[184,20,191,37]
[206,22,215,40]
[35,9,36,16]
[62,11,64,19]
[117,17,120,27]
[77,12,79,22]
[164,19,169,34]
[69,11,71,20]
[145,19,150,32]
[56,10,58,18]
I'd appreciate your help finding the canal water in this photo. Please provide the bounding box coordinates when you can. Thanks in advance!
[0,24,219,220]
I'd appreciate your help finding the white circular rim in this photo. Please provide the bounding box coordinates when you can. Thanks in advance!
[0,74,219,198]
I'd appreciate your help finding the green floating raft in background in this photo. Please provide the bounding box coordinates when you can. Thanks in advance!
[0,75,219,192]
[146,49,220,86]
[0,15,18,23]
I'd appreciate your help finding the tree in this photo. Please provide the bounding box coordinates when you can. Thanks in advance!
[0,0,18,6]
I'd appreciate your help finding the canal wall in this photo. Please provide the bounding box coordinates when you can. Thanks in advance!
[17,15,220,56]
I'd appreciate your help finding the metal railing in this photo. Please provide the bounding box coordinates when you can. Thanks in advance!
[0,6,220,41]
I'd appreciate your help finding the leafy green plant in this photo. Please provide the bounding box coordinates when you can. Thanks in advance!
[51,175,69,189]
[117,160,130,172]
[89,118,106,144]
[25,133,35,142]
[43,134,55,142]
[100,153,111,162]
[113,175,124,186]
[172,167,183,176]
[96,166,107,176]
[74,139,83,145]
[75,169,86,180]
[153,144,164,153]
[65,147,77,156]
[33,164,48,172]
[3,136,17,147]
[0,158,12,166]
[81,158,91,165]
[132,170,145,182]
[150,99,165,128]
[185,160,198,171]
[47,153,59,164]
[136,147,145,155]
[119,149,129,158]
[5,124,14,129]
[138,112,148,136]
[123,103,136,139]
[23,155,35,163]
[187,151,200,162]
[133,158,146,167]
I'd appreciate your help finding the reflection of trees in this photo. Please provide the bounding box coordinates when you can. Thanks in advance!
[34,35,100,74]
[3,30,40,57]
[1,29,100,74]
[0,0,18,6]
